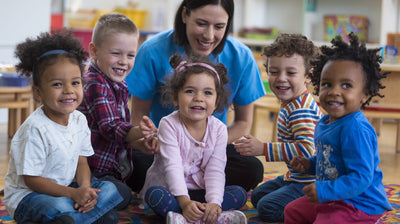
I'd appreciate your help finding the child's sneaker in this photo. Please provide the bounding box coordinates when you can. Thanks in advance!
[166,211,187,224]
[217,210,247,224]
[166,210,247,224]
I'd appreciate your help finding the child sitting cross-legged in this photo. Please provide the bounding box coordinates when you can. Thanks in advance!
[3,30,123,224]
[234,33,323,223]
[140,54,248,224]
[285,32,392,224]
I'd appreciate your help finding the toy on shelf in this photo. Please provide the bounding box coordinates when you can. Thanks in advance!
[324,15,368,42]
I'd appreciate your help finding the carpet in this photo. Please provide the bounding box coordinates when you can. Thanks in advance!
[1,171,399,224]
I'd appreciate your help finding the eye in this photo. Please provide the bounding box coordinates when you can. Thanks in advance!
[72,80,81,86]
[342,83,351,89]
[321,82,330,88]
[205,90,213,95]
[268,71,278,76]
[215,24,226,30]
[128,54,135,59]
[53,82,62,87]
[196,21,207,27]
[184,89,194,94]
[112,52,120,56]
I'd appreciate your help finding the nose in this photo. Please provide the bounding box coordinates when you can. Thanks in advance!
[63,83,73,94]
[118,55,128,65]
[203,26,214,40]
[328,85,341,95]
[275,72,286,82]
[194,92,204,101]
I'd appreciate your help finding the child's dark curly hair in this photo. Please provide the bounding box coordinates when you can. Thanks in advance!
[262,33,320,77]
[162,53,230,113]
[14,29,88,86]
[310,32,387,109]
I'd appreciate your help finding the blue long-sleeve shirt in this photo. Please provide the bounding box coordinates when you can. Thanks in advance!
[308,111,392,215]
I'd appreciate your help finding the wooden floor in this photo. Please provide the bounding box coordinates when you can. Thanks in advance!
[0,110,400,190]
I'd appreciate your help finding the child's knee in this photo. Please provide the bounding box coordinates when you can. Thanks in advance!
[145,185,168,207]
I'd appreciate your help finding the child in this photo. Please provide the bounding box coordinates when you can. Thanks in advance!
[3,30,123,224]
[140,54,247,224]
[78,12,158,209]
[234,33,322,222]
[285,32,392,223]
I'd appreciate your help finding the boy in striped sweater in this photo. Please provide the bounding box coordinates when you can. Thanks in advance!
[234,33,322,223]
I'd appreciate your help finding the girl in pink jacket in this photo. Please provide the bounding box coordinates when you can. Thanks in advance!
[140,54,247,224]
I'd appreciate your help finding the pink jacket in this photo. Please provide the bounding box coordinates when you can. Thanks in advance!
[140,111,228,206]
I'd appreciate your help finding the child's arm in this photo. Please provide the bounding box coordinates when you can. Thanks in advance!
[263,106,320,162]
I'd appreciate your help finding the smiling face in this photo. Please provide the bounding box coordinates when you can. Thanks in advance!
[319,60,369,123]
[182,4,229,57]
[173,73,218,126]
[90,32,138,82]
[267,53,310,104]
[34,57,83,126]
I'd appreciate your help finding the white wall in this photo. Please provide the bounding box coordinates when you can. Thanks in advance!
[0,0,51,123]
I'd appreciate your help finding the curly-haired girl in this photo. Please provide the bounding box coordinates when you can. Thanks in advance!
[140,54,247,223]
[3,30,123,224]
[286,32,392,224]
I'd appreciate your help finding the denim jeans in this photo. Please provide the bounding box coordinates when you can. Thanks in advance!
[250,175,306,222]
[14,180,123,224]
[145,185,247,217]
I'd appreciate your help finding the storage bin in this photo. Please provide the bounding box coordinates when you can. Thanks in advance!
[0,73,30,87]
[114,8,147,29]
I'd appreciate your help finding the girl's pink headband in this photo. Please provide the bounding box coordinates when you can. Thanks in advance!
[176,61,221,85]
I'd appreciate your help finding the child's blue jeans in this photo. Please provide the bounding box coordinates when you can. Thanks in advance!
[250,175,306,222]
[13,180,123,224]
[145,185,247,217]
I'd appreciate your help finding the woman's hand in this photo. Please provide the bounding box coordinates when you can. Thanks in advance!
[202,203,222,224]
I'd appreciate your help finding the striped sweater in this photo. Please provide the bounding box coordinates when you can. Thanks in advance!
[264,91,322,182]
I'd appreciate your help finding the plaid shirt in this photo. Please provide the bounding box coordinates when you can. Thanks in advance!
[78,63,134,181]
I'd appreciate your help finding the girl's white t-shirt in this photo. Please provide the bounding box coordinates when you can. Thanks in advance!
[3,106,94,218]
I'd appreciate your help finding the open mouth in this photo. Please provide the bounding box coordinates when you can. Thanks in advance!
[191,106,205,111]
[113,68,126,76]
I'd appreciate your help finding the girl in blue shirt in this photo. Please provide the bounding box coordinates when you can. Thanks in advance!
[285,32,392,224]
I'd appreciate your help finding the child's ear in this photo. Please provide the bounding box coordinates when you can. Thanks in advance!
[32,85,42,104]
[304,68,313,84]
[361,92,370,104]
[89,42,97,60]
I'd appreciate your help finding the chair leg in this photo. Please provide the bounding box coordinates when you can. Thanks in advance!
[396,119,400,153]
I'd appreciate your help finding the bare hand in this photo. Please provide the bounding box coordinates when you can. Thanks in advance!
[303,183,319,204]
[71,186,100,213]
[140,115,157,139]
[290,156,310,174]
[181,200,205,223]
[233,135,264,156]
[143,137,159,154]
[202,203,222,224]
